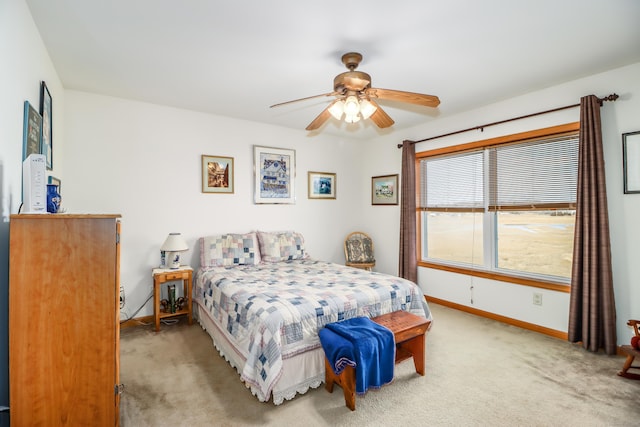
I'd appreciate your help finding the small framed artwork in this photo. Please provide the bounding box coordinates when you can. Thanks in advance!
[22,101,42,160]
[623,130,640,194]
[48,176,62,193]
[308,171,336,199]
[372,174,399,205]
[40,81,53,170]
[254,145,296,204]
[202,155,234,193]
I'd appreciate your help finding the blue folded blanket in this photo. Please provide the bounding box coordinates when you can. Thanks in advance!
[319,317,395,394]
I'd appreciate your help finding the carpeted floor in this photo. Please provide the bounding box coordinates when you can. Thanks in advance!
[119,304,640,426]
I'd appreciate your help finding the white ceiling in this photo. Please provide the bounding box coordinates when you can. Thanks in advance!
[26,0,640,139]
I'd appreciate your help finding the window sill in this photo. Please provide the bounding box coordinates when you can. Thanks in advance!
[418,261,570,293]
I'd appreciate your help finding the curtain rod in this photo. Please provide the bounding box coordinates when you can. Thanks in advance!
[397,93,619,148]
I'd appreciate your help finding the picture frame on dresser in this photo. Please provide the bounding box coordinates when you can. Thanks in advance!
[40,81,53,170]
[48,176,61,194]
[22,101,42,160]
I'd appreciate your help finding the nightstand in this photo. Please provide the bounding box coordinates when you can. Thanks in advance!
[152,266,193,332]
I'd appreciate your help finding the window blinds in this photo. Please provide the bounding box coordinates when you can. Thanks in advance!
[489,135,578,210]
[419,133,578,212]
[419,151,484,211]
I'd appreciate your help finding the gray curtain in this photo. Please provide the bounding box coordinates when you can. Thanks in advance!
[399,141,417,282]
[568,95,617,355]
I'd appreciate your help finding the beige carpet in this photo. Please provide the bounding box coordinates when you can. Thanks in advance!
[119,304,640,426]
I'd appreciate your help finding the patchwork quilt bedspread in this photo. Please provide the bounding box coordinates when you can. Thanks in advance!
[194,259,431,402]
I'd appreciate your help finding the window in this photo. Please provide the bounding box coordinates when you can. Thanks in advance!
[420,151,484,267]
[417,124,579,284]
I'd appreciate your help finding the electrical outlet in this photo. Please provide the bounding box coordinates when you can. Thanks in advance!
[532,292,543,306]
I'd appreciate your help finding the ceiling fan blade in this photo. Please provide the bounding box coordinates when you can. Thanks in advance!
[270,92,337,108]
[368,101,395,128]
[305,107,332,131]
[367,88,440,108]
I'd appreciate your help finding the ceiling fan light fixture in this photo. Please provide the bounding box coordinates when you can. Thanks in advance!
[359,99,377,120]
[344,113,360,124]
[328,100,344,120]
[343,95,360,116]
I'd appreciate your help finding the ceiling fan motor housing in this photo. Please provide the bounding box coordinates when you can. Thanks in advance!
[334,71,372,94]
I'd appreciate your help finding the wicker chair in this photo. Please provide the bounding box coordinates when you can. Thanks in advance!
[344,232,375,271]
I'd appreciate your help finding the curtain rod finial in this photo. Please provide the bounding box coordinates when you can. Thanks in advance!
[598,93,619,105]
[398,140,416,149]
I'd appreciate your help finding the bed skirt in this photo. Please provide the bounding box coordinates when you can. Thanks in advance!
[194,303,325,404]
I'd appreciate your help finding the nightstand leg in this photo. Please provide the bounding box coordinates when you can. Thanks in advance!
[154,277,161,332]
[185,276,193,325]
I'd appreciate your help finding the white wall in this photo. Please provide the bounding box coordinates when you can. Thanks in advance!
[366,62,640,342]
[62,91,368,319]
[0,0,66,414]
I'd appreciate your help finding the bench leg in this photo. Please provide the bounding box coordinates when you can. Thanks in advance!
[341,366,356,411]
[398,334,426,376]
[324,357,356,410]
[324,357,335,393]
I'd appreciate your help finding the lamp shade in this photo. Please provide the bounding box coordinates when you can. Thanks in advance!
[161,233,189,269]
[161,233,189,252]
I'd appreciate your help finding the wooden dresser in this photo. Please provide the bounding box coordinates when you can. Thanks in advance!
[9,214,122,426]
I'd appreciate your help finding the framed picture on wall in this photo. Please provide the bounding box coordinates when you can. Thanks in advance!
[22,101,42,160]
[371,174,399,205]
[40,81,53,170]
[254,145,296,204]
[201,155,234,193]
[308,171,336,199]
[623,130,640,194]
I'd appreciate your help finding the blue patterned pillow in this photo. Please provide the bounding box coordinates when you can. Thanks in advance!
[200,233,260,267]
[257,231,309,262]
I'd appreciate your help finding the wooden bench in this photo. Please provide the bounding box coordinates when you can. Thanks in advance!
[324,311,431,410]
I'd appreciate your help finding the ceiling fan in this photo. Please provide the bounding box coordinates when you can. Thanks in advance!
[270,52,440,131]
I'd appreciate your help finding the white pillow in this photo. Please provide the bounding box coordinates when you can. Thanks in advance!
[257,231,309,262]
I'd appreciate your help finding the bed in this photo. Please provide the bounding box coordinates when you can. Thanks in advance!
[193,231,432,404]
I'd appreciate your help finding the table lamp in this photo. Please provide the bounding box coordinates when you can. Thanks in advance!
[160,232,189,269]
